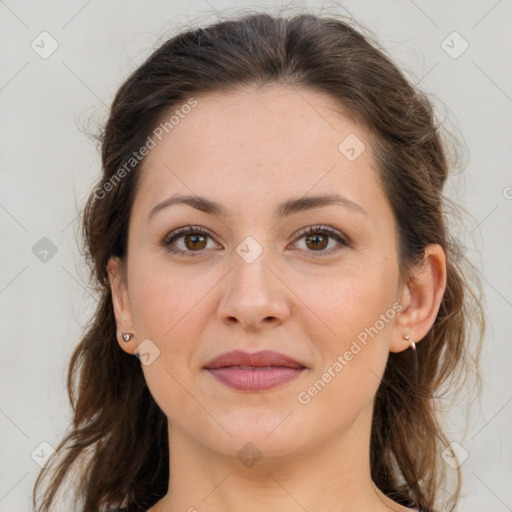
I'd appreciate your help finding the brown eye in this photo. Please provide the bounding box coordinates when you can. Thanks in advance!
[305,232,329,251]
[162,224,350,258]
[161,225,217,257]
[183,233,208,251]
[292,225,350,256]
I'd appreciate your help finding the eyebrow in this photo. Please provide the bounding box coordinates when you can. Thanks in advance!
[148,193,368,221]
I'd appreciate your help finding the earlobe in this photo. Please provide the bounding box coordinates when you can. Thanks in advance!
[389,244,447,353]
[107,256,137,354]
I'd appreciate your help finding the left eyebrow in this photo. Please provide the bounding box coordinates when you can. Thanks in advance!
[147,192,368,222]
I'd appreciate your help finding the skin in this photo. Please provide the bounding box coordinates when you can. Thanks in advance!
[107,84,446,512]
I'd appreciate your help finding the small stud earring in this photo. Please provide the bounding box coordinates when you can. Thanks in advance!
[122,333,133,342]
[403,333,416,350]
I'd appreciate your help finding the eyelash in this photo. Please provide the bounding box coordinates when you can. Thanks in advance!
[160,224,351,257]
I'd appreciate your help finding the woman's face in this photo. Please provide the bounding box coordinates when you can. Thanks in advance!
[110,85,411,461]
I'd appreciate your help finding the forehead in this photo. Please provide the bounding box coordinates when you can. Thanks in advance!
[145,84,364,168]
[134,84,385,223]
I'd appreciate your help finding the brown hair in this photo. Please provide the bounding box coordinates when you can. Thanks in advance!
[33,10,484,512]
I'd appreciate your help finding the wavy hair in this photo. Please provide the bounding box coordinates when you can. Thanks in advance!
[33,10,484,512]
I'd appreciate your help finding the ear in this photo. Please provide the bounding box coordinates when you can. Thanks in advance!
[390,244,447,353]
[107,256,137,355]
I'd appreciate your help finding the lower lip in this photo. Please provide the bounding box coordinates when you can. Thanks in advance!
[205,367,306,391]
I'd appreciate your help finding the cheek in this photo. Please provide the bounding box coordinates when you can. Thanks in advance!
[129,264,212,420]
[295,282,395,426]
[128,259,225,390]
[309,263,398,345]
[129,259,211,339]
[303,260,399,405]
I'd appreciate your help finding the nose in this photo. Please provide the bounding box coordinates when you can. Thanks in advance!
[216,248,291,332]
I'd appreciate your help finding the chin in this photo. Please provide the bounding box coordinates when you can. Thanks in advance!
[205,407,309,459]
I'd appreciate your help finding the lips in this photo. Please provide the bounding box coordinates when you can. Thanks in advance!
[204,350,306,370]
[204,350,307,391]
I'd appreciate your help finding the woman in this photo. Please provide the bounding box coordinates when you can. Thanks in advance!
[33,11,484,512]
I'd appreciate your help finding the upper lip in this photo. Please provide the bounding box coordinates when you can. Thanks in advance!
[204,350,306,369]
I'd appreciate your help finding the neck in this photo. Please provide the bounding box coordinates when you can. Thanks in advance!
[153,404,409,512]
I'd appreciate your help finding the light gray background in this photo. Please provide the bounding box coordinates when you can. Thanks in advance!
[1,1,511,511]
